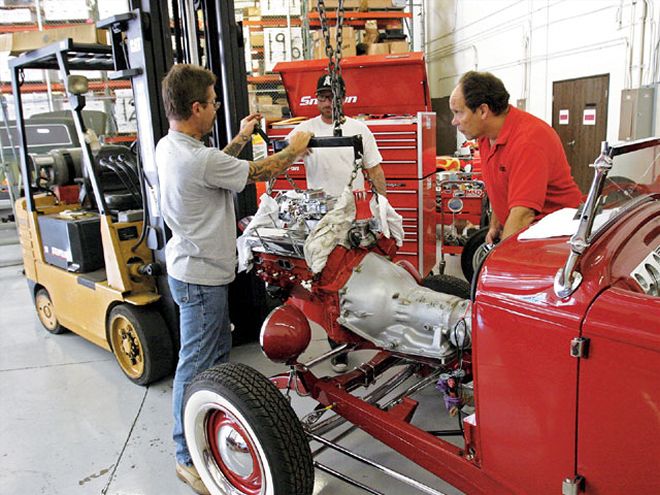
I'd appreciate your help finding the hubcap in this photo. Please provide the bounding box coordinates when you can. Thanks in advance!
[207,409,262,494]
[36,293,57,330]
[110,316,144,378]
[218,425,253,476]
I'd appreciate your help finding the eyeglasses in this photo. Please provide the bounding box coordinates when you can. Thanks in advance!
[197,100,222,110]
[316,94,332,102]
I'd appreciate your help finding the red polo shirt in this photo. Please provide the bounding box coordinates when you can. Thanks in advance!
[478,106,582,224]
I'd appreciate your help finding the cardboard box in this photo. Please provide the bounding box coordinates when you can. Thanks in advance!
[366,43,388,55]
[312,26,356,59]
[243,6,261,18]
[250,32,264,47]
[368,0,405,8]
[0,24,107,55]
[0,8,34,24]
[43,0,90,21]
[386,40,409,54]
[259,103,286,120]
[309,0,361,10]
[262,0,302,16]
[308,0,400,9]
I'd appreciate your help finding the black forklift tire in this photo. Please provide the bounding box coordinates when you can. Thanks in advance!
[107,304,174,386]
[461,226,489,284]
[35,287,67,334]
[184,363,314,495]
[422,274,471,299]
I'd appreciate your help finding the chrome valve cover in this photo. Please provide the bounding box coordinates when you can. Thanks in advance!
[277,189,336,232]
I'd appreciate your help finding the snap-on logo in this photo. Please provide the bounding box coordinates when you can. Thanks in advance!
[299,95,358,106]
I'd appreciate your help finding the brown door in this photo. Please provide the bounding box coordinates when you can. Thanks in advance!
[552,74,609,193]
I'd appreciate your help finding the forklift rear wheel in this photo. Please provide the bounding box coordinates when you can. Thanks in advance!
[422,274,471,299]
[184,363,314,495]
[35,288,67,334]
[108,304,174,386]
[461,227,489,284]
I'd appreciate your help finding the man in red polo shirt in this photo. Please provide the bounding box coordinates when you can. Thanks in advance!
[449,71,582,243]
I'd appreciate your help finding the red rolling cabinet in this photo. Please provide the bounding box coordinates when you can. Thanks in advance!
[269,53,437,277]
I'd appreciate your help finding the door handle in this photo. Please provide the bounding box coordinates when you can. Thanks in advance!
[567,140,576,147]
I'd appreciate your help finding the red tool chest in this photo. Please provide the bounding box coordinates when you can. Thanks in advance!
[270,53,437,276]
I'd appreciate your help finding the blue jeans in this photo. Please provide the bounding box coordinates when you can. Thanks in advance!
[168,276,232,466]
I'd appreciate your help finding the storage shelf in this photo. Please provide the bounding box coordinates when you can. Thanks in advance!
[3,80,131,94]
[243,18,302,27]
[247,74,282,84]
[308,11,410,27]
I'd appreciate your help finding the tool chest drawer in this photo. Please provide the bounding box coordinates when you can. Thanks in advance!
[386,179,422,209]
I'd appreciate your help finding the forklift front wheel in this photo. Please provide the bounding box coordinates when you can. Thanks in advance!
[35,288,67,335]
[108,304,174,386]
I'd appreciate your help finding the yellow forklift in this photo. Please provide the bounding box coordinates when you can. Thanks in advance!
[10,4,269,386]
[11,40,175,385]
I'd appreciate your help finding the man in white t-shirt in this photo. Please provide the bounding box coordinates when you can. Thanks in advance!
[288,74,387,372]
[287,74,386,196]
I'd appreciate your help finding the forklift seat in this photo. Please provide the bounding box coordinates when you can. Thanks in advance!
[93,144,142,213]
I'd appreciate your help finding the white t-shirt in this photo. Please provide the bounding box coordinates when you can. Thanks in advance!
[156,130,249,285]
[287,116,382,197]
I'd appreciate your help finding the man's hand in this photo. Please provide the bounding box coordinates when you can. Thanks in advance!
[287,131,313,157]
[486,225,502,245]
[223,113,263,157]
[486,211,502,244]
[247,131,313,183]
[239,113,262,136]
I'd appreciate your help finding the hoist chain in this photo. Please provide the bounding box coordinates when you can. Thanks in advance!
[317,0,345,136]
[317,0,375,196]
[347,149,379,198]
[266,169,304,195]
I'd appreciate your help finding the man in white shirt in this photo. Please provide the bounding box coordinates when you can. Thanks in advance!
[288,74,387,371]
[288,74,387,196]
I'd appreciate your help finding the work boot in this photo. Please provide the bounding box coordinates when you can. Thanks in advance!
[331,352,349,373]
[176,463,210,495]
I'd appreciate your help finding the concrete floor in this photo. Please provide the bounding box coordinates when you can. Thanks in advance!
[0,209,467,495]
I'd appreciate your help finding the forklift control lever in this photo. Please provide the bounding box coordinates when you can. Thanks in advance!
[252,123,270,146]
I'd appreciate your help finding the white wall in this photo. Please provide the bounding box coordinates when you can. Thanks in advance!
[425,0,660,144]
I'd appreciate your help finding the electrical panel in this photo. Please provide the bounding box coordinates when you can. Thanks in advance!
[618,87,655,141]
